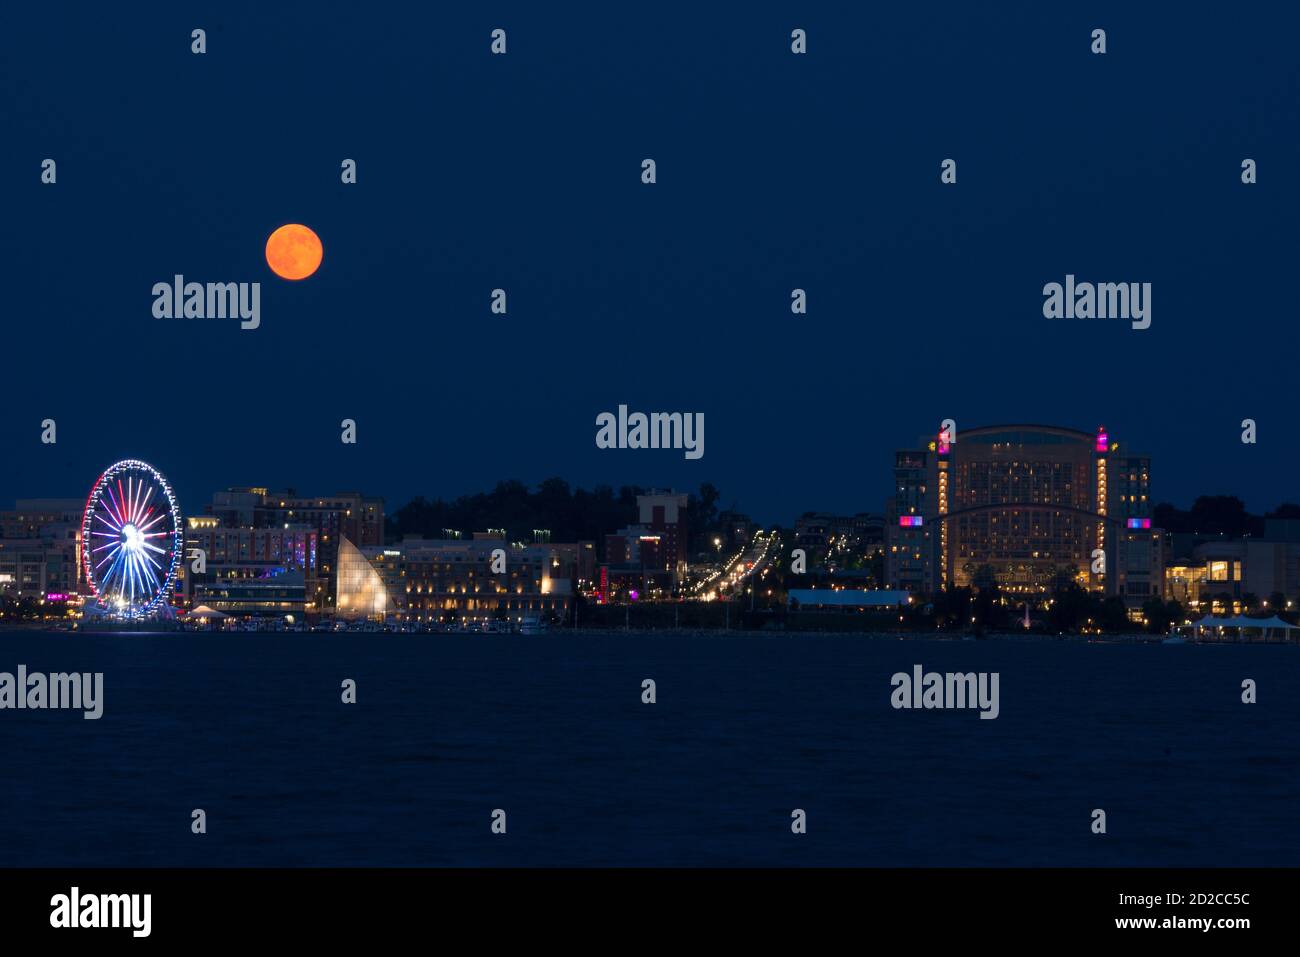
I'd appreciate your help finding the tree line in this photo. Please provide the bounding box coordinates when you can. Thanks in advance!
[386,479,729,560]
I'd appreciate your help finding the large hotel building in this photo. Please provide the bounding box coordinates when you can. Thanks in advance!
[885,424,1163,608]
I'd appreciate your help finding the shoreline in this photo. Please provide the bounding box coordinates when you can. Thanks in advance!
[0,623,1286,644]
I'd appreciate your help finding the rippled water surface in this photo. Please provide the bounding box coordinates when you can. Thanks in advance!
[0,632,1295,866]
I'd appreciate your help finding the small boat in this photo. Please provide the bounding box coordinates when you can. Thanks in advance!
[1161,635,1186,645]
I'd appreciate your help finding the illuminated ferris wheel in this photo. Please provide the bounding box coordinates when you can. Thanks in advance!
[81,459,183,618]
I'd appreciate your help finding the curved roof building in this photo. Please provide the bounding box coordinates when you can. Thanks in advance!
[335,535,389,620]
[886,424,1154,597]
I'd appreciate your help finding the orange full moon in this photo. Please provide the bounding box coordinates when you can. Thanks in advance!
[265,224,323,280]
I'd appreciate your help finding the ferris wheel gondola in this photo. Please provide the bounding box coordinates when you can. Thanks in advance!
[81,460,183,618]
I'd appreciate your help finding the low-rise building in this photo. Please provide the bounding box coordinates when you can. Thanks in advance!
[0,499,83,598]
[336,536,579,624]
[1175,538,1300,613]
[178,517,319,616]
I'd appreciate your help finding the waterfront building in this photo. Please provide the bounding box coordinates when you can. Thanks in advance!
[203,487,383,610]
[0,534,80,598]
[0,499,84,598]
[1178,539,1300,614]
[178,516,319,616]
[885,424,1159,605]
[188,568,310,617]
[335,536,578,624]
[335,536,390,620]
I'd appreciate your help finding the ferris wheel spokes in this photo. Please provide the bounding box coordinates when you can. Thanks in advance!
[81,460,183,619]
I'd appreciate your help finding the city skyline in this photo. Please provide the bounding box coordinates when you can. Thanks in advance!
[6,418,1300,630]
[1,6,1298,913]
[1,418,1294,534]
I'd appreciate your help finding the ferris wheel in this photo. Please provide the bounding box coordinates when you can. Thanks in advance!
[81,459,183,618]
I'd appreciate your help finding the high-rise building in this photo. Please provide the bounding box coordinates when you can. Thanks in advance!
[885,448,938,593]
[885,424,1158,603]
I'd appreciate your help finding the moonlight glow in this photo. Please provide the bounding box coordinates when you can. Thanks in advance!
[265,223,323,280]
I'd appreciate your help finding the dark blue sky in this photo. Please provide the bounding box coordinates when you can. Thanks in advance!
[2,2,1295,525]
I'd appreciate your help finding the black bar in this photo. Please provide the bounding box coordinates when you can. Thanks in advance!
[0,867,1278,943]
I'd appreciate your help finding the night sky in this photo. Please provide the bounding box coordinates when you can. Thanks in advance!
[2,2,1295,524]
